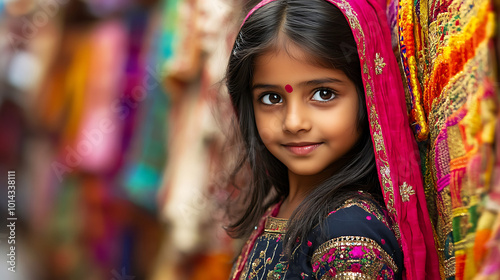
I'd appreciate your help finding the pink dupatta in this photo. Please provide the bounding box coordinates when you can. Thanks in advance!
[234,0,441,279]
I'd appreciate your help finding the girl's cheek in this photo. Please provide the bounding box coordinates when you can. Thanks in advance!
[255,111,281,143]
[258,126,274,143]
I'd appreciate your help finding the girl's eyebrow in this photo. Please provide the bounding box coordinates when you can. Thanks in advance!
[299,78,345,86]
[252,78,344,91]
[251,84,281,91]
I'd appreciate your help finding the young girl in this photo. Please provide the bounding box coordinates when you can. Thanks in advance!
[224,0,440,279]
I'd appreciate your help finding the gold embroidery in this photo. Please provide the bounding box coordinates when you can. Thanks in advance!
[247,251,266,278]
[369,106,396,219]
[335,198,390,229]
[311,236,398,274]
[332,0,366,56]
[312,237,397,280]
[447,125,466,160]
[444,256,456,278]
[233,205,278,280]
[322,272,370,280]
[399,182,416,202]
[242,235,281,280]
[267,261,288,280]
[372,131,384,152]
[365,84,373,98]
[265,217,288,234]
[363,62,369,74]
[448,239,455,256]
[374,53,386,75]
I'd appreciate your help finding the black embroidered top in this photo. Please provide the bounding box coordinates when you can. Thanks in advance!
[232,196,403,279]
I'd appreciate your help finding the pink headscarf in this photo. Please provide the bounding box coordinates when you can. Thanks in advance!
[237,0,441,279]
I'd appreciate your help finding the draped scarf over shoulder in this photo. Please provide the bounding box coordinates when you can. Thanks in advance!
[235,0,441,279]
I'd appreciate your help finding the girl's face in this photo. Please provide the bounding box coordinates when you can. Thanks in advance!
[252,44,361,179]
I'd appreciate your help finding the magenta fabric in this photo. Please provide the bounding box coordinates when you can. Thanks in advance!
[242,0,277,26]
[238,0,441,279]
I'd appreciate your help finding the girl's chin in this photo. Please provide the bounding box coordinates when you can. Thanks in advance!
[286,163,340,179]
[287,167,331,177]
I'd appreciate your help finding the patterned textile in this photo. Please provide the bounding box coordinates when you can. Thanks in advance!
[389,0,499,279]
[232,196,403,280]
[231,0,440,278]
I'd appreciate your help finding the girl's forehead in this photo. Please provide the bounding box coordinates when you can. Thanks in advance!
[260,38,314,64]
[252,50,351,88]
[256,37,337,73]
[255,49,323,71]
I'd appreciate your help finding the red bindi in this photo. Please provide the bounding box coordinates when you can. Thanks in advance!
[285,84,293,93]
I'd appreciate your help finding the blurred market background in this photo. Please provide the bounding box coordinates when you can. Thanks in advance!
[0,0,243,279]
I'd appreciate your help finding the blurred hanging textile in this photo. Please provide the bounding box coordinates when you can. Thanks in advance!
[0,0,176,279]
[120,8,170,214]
[150,0,243,279]
[387,0,500,279]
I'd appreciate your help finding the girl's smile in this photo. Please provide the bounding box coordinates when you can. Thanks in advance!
[282,142,322,156]
[252,43,361,179]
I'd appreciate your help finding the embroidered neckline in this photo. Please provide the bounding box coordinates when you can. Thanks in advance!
[264,216,288,234]
[265,195,388,235]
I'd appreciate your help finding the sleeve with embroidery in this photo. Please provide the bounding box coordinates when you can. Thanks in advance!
[307,201,403,280]
[311,235,398,279]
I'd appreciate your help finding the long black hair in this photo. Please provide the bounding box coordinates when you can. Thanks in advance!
[224,0,383,256]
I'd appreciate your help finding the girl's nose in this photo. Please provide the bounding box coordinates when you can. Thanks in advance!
[282,104,311,134]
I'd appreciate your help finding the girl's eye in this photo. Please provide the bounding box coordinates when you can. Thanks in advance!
[311,88,337,102]
[260,93,283,105]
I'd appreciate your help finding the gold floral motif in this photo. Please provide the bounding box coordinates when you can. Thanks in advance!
[399,182,416,202]
[372,131,384,152]
[365,84,373,98]
[374,53,386,75]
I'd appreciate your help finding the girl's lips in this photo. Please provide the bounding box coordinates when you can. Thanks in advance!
[283,143,322,156]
